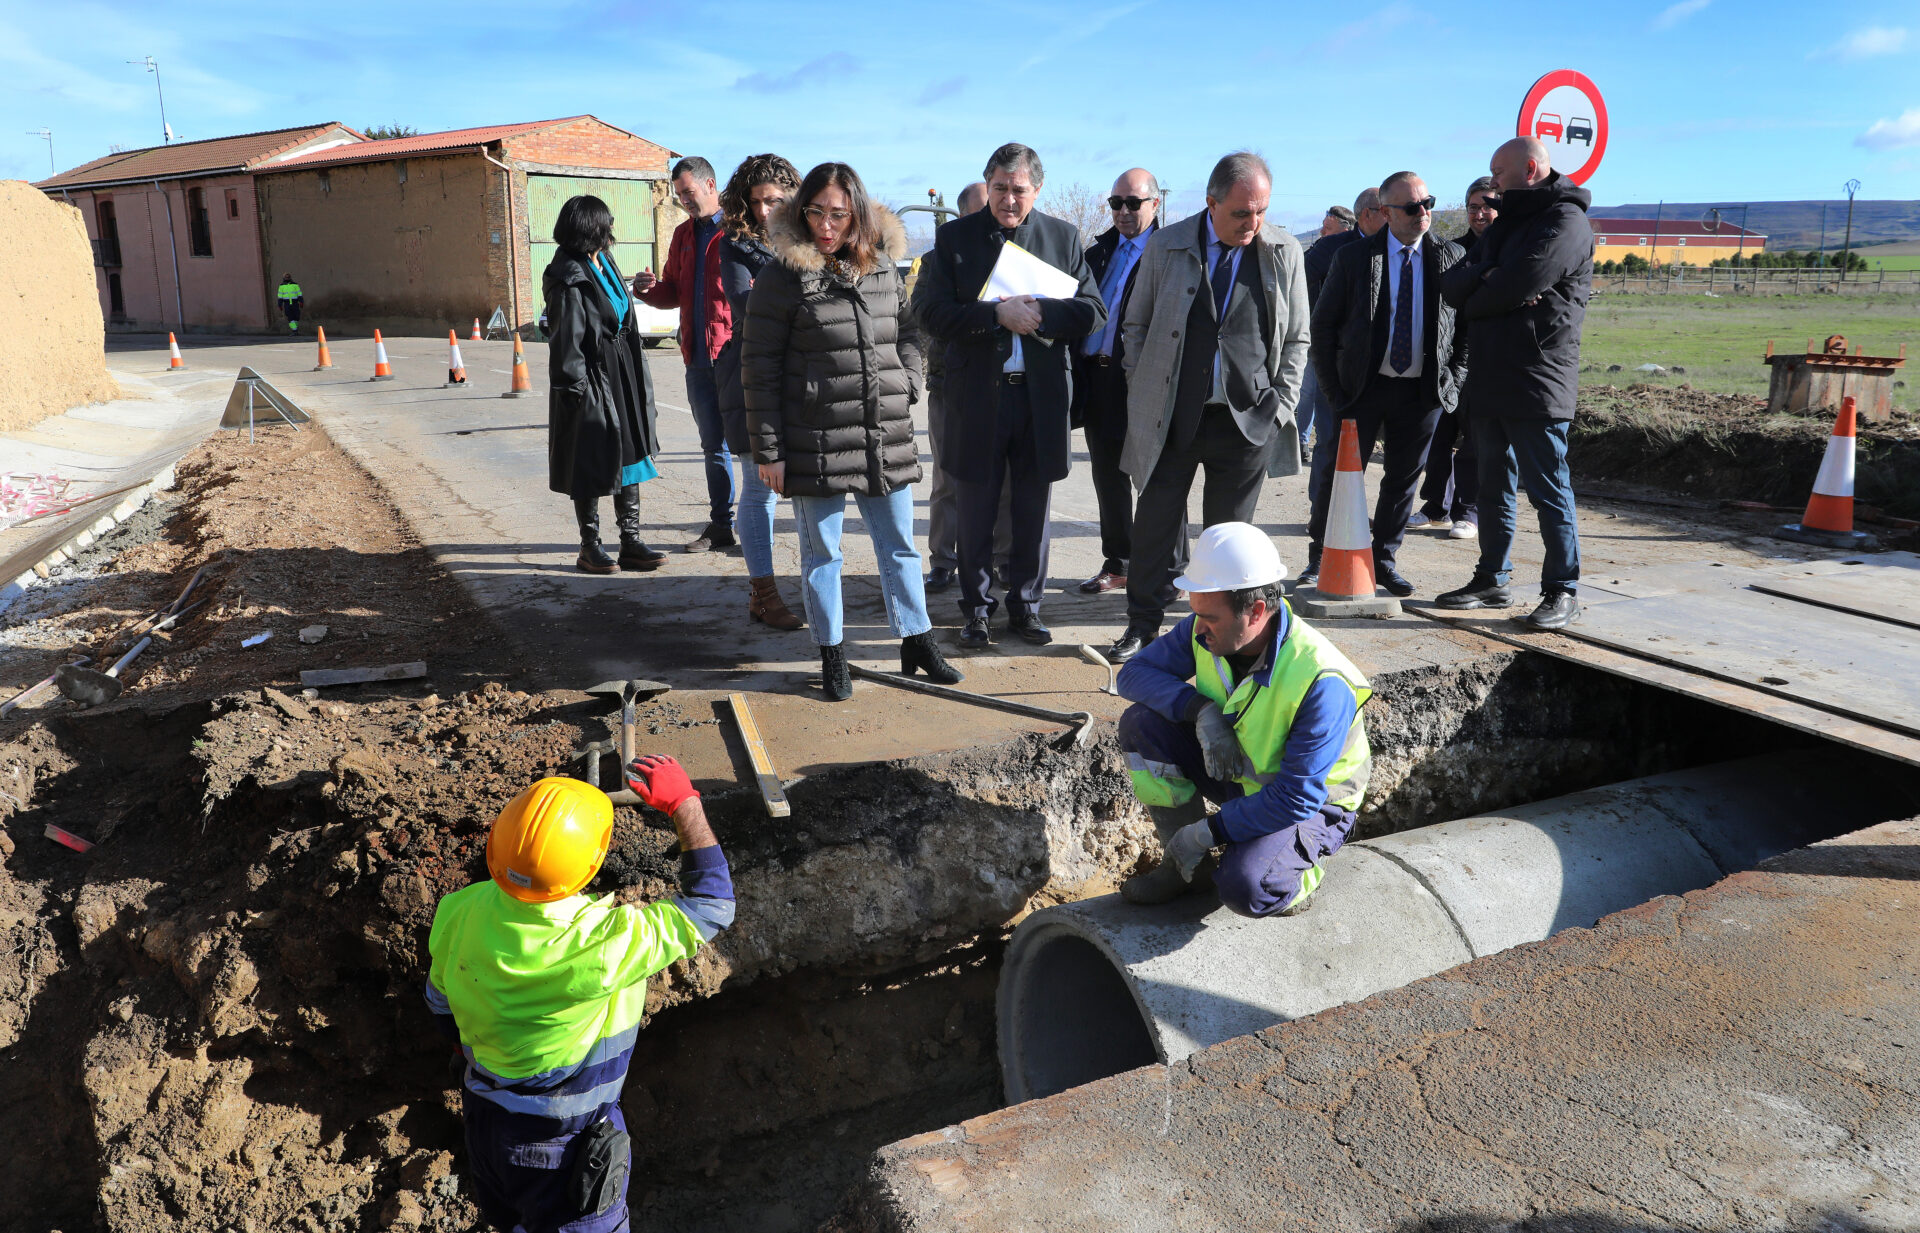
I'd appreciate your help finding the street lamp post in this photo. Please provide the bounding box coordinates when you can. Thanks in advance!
[25,128,53,175]
[1839,179,1861,283]
[127,56,170,144]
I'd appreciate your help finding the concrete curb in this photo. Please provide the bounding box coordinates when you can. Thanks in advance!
[0,464,178,618]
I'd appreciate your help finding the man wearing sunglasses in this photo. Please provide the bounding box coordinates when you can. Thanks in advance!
[1070,169,1162,597]
[1304,171,1468,599]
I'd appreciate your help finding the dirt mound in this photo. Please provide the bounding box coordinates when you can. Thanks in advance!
[1572,384,1920,518]
[0,180,118,433]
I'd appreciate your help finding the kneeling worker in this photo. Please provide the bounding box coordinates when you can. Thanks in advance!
[1116,522,1371,915]
[426,756,733,1233]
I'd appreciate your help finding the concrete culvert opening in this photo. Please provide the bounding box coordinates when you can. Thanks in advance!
[996,924,1159,1102]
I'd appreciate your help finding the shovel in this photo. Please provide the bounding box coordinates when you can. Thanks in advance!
[57,639,150,707]
[579,679,671,803]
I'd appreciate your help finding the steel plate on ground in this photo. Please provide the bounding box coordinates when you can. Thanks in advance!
[1559,587,1920,738]
[1746,553,1920,631]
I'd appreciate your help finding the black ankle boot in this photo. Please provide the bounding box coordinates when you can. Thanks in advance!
[900,631,963,684]
[612,484,665,571]
[819,643,852,702]
[573,497,616,574]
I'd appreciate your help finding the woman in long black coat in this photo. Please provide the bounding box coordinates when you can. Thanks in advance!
[545,195,665,573]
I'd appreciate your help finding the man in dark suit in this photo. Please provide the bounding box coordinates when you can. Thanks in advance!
[1070,167,1161,596]
[1303,171,1468,597]
[912,142,1106,648]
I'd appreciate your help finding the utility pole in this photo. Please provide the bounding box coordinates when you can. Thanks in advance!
[25,128,53,175]
[1840,179,1861,282]
[127,56,170,144]
[1817,202,1828,268]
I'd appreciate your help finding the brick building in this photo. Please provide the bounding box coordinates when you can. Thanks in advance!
[34,124,365,333]
[254,116,679,337]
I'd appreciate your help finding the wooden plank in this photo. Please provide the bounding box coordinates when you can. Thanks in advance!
[727,692,791,818]
[299,661,428,688]
[1561,589,1920,738]
[1410,606,1920,769]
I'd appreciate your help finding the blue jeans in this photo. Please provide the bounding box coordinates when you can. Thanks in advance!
[1473,416,1580,594]
[463,1094,630,1233]
[1295,364,1323,458]
[684,365,735,528]
[736,457,779,578]
[790,485,932,648]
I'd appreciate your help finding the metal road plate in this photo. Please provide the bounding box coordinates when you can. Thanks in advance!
[1560,587,1920,738]
[1746,553,1920,631]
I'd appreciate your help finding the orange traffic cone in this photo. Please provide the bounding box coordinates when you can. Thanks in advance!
[313,326,333,370]
[1777,395,1878,550]
[1297,418,1400,618]
[502,334,534,399]
[470,318,483,342]
[446,331,469,386]
[167,332,186,370]
[370,330,394,382]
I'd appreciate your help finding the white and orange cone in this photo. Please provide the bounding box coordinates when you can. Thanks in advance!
[167,332,186,370]
[470,317,483,342]
[313,325,333,370]
[502,334,534,398]
[1297,418,1401,618]
[370,330,394,381]
[1777,395,1878,550]
[446,331,469,385]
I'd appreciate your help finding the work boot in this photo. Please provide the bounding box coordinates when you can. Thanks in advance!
[819,642,852,702]
[749,576,804,630]
[1524,591,1582,630]
[613,485,665,572]
[1435,574,1511,610]
[900,630,963,683]
[573,498,617,574]
[1122,801,1210,906]
[685,520,737,553]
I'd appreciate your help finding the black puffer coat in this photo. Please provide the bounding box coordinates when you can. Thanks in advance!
[543,249,657,497]
[740,208,923,498]
[715,231,776,454]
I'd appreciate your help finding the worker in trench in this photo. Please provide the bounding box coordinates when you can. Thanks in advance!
[1114,521,1371,915]
[425,756,733,1232]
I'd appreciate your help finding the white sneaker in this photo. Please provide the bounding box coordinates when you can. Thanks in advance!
[1448,520,1478,540]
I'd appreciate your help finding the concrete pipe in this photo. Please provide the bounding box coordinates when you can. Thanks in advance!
[998,753,1915,1103]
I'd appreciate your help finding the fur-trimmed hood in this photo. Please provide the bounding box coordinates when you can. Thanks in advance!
[768,205,908,277]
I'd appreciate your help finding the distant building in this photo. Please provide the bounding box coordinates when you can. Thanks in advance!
[35,124,366,333]
[255,116,678,337]
[1590,218,1769,267]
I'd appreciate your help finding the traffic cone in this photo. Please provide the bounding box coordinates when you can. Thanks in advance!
[167,333,186,370]
[370,330,394,382]
[1776,396,1878,550]
[470,318,483,342]
[313,326,333,370]
[501,334,535,399]
[446,331,469,386]
[1297,418,1401,618]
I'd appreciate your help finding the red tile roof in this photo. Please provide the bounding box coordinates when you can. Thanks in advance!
[268,117,593,170]
[1591,219,1767,240]
[35,124,359,190]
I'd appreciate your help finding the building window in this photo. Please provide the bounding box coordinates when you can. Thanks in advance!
[187,186,214,257]
[1676,237,1687,246]
[108,272,126,319]
[226,188,240,219]
[96,199,122,267]
[319,170,331,194]
[396,160,408,185]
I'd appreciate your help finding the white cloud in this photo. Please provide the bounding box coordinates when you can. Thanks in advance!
[1813,26,1909,59]
[1651,0,1710,30]
[1857,108,1920,150]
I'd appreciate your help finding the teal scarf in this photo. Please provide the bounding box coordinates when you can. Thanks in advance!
[588,253,631,320]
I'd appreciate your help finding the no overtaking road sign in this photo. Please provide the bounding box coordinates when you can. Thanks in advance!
[1518,69,1608,185]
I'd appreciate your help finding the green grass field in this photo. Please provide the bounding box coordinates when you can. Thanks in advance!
[1578,294,1917,401]
[1862,255,1920,272]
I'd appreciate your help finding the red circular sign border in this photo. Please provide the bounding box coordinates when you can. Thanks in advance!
[1517,69,1608,186]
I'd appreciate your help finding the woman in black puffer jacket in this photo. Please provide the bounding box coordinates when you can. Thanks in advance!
[741,162,961,701]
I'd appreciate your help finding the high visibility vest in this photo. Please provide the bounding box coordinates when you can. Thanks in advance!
[278,282,302,299]
[1190,604,1373,811]
[427,881,704,1088]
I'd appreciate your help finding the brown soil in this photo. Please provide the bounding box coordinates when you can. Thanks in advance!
[0,181,118,432]
[1571,383,1920,519]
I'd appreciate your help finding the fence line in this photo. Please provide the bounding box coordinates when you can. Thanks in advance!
[1594,265,1920,297]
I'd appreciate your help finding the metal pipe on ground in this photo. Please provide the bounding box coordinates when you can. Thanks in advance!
[996,752,1918,1104]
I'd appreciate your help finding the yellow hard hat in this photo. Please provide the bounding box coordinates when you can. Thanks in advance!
[486,778,615,903]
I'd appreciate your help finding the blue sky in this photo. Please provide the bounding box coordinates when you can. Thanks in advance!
[5,0,1916,235]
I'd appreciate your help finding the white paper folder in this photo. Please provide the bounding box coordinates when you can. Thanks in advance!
[978,241,1080,301]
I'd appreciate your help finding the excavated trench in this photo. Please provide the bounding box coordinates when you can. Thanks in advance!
[2,643,1906,1233]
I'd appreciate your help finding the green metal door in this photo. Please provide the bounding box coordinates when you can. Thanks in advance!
[526,175,658,297]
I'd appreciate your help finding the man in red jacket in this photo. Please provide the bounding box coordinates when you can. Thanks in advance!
[636,156,736,552]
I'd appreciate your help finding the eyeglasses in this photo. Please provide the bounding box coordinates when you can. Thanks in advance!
[1383,197,1438,216]
[1466,201,1497,213]
[802,206,853,224]
[1107,195,1153,211]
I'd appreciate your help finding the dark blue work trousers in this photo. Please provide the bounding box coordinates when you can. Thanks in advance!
[463,1094,630,1233]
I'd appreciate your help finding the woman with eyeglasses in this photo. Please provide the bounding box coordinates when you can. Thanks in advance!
[544,194,666,574]
[715,153,806,630]
[1413,176,1499,539]
[740,162,963,701]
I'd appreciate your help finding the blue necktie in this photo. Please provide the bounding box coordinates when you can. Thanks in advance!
[1389,245,1414,374]
[1211,242,1235,317]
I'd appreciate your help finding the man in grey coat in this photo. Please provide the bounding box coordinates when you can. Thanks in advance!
[1107,151,1310,663]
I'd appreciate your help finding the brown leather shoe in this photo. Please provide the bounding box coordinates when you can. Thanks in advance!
[1077,570,1127,594]
[748,576,805,630]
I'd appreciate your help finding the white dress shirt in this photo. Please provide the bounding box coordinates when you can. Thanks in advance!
[1379,232,1425,379]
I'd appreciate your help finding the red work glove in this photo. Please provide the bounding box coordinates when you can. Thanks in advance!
[625,754,698,815]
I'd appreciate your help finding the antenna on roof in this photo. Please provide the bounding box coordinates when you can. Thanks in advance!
[127,56,170,144]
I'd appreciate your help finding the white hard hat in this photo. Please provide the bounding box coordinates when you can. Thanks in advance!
[1172,523,1288,593]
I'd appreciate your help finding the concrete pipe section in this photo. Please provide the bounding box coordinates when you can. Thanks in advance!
[998,752,1916,1103]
